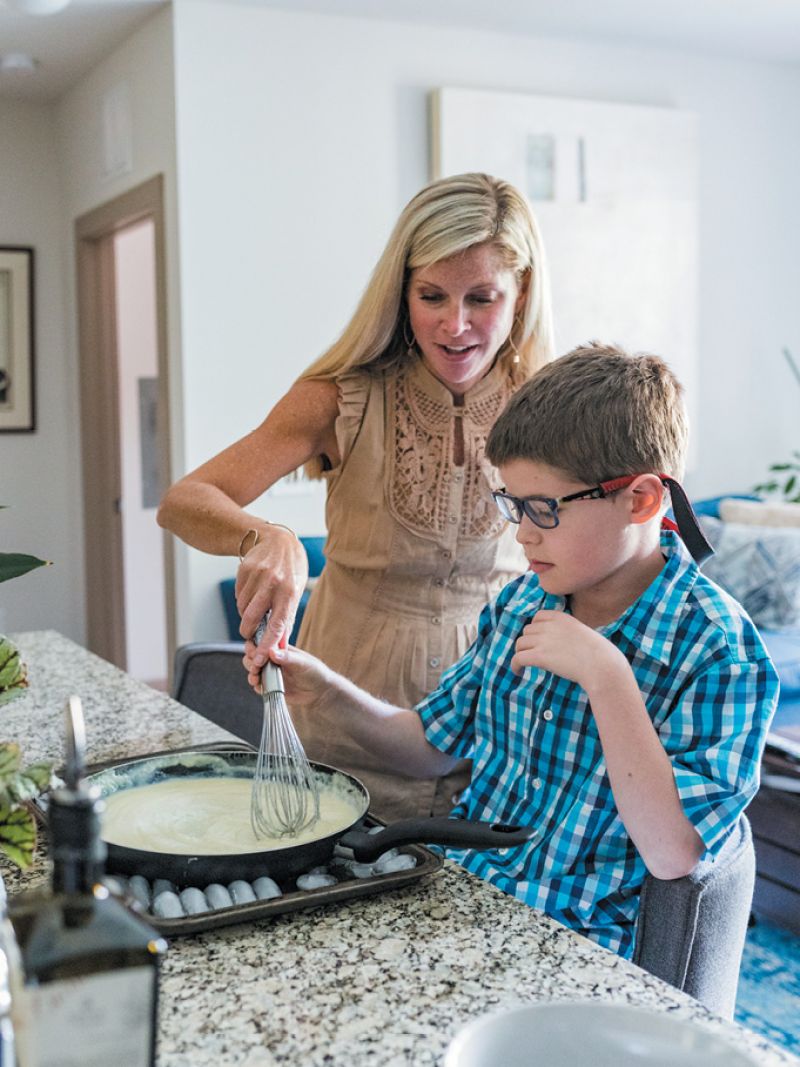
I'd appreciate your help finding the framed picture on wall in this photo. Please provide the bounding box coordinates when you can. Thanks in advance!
[0,246,35,433]
[431,88,699,469]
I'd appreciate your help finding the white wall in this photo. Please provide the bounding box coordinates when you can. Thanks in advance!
[6,2,800,649]
[0,100,81,638]
[55,4,186,644]
[170,1,800,641]
[2,6,183,648]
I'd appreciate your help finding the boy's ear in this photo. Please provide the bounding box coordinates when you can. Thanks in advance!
[627,474,665,525]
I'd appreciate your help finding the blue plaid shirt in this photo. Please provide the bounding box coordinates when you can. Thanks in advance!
[417,530,779,957]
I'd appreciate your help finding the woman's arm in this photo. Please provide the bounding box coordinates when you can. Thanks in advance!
[157,378,340,649]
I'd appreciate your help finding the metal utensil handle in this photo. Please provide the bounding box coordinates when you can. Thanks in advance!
[254,616,285,695]
[64,695,87,789]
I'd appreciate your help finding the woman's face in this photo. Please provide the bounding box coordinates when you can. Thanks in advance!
[406,242,526,396]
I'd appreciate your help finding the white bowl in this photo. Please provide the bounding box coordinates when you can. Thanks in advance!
[444,1001,761,1067]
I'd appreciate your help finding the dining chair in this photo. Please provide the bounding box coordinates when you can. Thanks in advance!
[171,642,262,748]
[633,815,755,1019]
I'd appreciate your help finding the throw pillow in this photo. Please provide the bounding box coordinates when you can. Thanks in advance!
[699,515,800,630]
[719,498,800,528]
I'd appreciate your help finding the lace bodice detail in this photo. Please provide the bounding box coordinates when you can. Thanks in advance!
[387,359,514,542]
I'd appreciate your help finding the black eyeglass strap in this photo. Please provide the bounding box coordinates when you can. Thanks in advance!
[662,477,714,564]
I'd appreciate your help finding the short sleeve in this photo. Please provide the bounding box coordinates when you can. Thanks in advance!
[661,656,779,854]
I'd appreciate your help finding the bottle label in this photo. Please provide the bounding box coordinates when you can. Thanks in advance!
[22,966,155,1067]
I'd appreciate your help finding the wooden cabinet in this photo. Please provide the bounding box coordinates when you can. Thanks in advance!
[748,745,800,934]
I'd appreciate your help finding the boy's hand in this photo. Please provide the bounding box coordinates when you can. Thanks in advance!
[243,642,335,713]
[510,610,629,691]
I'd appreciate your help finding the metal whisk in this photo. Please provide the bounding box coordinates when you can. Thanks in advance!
[250,618,321,839]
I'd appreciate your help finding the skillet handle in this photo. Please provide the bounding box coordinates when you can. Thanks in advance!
[341,817,536,862]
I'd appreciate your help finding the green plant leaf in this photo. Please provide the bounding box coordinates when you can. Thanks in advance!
[0,801,36,870]
[753,481,778,494]
[0,553,50,584]
[769,463,793,472]
[785,475,797,495]
[9,762,52,803]
[0,743,22,782]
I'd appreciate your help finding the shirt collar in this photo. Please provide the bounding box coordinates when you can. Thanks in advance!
[408,352,509,411]
[504,529,699,667]
[598,530,699,665]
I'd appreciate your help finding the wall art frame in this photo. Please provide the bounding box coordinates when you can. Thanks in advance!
[431,87,699,466]
[0,246,35,433]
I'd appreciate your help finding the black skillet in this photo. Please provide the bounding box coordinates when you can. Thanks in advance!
[86,748,534,887]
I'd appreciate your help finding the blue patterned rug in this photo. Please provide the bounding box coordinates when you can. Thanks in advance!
[736,919,800,1055]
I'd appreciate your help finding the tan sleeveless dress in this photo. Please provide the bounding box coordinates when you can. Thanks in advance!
[295,355,526,820]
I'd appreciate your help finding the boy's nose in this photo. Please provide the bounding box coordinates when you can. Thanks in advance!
[515,515,542,545]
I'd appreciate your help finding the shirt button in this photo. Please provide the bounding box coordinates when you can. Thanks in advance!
[543,709,554,722]
[454,471,463,482]
[533,778,542,790]
[429,657,441,668]
[441,550,451,559]
[431,616,441,624]
[449,515,457,524]
[433,578,445,587]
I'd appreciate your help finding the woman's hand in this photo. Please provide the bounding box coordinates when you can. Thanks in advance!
[236,525,309,661]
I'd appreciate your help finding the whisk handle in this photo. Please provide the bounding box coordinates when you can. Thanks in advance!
[262,661,285,695]
[253,615,286,694]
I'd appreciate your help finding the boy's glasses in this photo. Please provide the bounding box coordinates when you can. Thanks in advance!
[492,472,715,565]
[492,475,638,529]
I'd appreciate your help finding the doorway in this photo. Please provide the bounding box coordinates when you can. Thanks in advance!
[74,175,174,685]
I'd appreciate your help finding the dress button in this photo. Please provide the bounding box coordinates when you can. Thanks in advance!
[432,616,441,624]
[532,778,542,790]
[449,515,457,523]
[542,709,554,722]
[429,657,441,668]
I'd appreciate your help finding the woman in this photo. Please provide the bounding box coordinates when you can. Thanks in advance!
[157,172,554,819]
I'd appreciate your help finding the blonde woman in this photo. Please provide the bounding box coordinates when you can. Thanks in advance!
[157,172,554,819]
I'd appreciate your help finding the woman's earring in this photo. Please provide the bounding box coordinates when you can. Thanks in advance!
[508,315,522,364]
[403,319,417,357]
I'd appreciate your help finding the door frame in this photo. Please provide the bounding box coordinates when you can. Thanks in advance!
[74,174,175,672]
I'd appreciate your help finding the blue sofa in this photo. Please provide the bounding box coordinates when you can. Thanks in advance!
[692,496,800,746]
[693,496,800,934]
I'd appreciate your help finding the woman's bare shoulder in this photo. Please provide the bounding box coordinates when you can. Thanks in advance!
[269,377,340,436]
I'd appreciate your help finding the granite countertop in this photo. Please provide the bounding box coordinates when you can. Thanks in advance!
[3,630,798,1067]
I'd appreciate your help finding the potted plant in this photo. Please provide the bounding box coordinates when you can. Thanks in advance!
[0,506,49,706]
[753,348,800,504]
[0,511,53,868]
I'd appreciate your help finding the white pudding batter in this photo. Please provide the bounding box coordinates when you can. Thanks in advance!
[101,777,360,854]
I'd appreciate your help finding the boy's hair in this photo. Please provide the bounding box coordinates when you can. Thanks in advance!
[485,341,688,482]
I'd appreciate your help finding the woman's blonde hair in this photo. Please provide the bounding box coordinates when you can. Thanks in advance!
[301,172,554,386]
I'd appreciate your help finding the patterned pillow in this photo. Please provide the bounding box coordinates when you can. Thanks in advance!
[719,498,800,528]
[699,516,800,630]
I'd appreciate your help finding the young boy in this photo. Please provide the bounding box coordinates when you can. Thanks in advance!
[261,343,779,958]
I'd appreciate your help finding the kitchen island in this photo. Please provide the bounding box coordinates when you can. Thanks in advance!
[3,630,797,1066]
